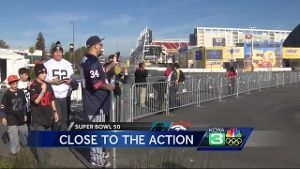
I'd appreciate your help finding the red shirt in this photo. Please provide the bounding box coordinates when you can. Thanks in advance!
[228,71,237,78]
[165,68,171,76]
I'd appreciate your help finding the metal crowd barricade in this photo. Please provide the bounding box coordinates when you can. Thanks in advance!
[168,79,199,111]
[69,71,300,122]
[129,81,168,121]
[128,71,300,121]
[199,77,221,102]
[277,72,285,87]
[146,76,167,83]
[238,73,250,94]
[70,81,82,107]
[0,83,7,101]
[269,72,277,87]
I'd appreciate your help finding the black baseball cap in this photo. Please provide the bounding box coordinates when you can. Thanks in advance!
[86,36,105,48]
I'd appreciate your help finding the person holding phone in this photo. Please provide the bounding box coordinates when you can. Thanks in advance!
[44,41,74,130]
[81,35,114,167]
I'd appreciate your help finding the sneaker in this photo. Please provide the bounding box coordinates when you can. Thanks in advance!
[10,153,17,157]
[104,161,111,168]
[91,161,111,168]
[91,162,104,168]
[104,152,110,159]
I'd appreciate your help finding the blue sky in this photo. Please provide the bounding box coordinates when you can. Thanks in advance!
[0,0,299,56]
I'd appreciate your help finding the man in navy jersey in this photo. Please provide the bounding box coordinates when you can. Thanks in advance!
[81,35,114,167]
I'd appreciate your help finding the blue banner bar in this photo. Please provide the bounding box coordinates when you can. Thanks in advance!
[29,130,205,148]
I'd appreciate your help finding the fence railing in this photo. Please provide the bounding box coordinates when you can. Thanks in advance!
[0,83,7,101]
[130,73,227,84]
[128,71,300,121]
[68,71,300,122]
[3,72,298,123]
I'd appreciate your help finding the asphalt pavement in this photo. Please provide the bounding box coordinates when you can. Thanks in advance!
[1,82,300,168]
[115,83,300,168]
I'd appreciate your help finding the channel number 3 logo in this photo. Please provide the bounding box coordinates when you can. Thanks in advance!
[208,133,225,146]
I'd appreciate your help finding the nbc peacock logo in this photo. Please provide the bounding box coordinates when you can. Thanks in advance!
[225,128,243,146]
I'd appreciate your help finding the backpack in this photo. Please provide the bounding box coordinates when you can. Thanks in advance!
[178,70,185,83]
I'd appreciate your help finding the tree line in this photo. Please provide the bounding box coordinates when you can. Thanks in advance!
[0,32,87,73]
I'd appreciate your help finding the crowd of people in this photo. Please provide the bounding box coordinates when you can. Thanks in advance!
[134,62,186,112]
[1,34,234,167]
[0,36,129,168]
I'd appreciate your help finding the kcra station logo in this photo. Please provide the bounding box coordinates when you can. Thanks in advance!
[208,128,243,146]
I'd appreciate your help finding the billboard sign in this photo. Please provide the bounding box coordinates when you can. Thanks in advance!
[223,47,244,60]
[213,38,226,47]
[206,49,223,60]
[282,48,300,59]
[195,51,202,60]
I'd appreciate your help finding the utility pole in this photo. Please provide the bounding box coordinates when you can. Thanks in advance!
[116,40,119,52]
[72,20,75,66]
[249,27,256,65]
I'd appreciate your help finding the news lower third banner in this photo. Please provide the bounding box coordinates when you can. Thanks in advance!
[29,131,204,147]
[28,122,253,151]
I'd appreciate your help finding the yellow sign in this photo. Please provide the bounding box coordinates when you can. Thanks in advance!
[223,47,244,59]
[205,60,223,69]
[283,48,300,59]
[252,49,276,68]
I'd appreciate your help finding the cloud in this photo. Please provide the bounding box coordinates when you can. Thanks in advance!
[99,14,132,27]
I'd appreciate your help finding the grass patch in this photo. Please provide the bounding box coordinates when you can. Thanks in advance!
[0,148,37,168]
[128,148,220,168]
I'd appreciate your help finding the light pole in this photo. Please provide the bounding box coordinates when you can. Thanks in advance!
[249,27,256,66]
[72,20,75,66]
[68,20,76,69]
[116,40,119,51]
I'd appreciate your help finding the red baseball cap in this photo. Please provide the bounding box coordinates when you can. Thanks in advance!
[7,75,19,84]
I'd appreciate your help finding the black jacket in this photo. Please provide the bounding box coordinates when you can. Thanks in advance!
[134,68,148,83]
[0,89,26,126]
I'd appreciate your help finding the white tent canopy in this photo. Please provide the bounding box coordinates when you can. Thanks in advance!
[0,49,24,60]
[0,49,30,82]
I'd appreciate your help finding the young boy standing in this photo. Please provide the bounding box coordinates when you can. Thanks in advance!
[0,75,28,155]
[18,68,31,125]
[30,64,59,165]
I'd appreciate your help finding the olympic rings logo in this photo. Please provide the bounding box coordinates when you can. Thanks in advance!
[226,137,243,146]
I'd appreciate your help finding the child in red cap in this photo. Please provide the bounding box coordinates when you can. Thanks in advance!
[0,75,28,156]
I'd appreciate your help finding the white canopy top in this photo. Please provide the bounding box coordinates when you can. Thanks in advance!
[0,49,24,60]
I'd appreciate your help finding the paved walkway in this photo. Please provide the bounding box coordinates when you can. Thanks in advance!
[1,83,300,168]
[116,83,300,168]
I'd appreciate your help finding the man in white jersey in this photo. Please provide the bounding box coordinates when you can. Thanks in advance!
[44,41,74,130]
